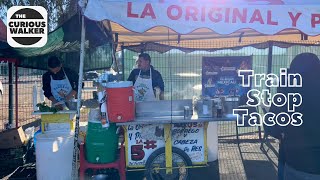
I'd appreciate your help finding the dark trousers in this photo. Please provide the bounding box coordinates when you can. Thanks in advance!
[278,141,285,180]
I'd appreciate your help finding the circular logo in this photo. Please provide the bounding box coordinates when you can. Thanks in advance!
[7,6,48,48]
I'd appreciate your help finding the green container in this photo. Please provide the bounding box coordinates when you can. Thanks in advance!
[85,121,119,163]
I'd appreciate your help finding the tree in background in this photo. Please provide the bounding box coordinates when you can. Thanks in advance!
[0,0,78,31]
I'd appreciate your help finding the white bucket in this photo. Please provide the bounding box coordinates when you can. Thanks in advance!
[207,122,218,162]
[36,131,75,180]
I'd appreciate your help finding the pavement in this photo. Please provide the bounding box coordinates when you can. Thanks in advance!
[125,139,279,180]
[126,122,280,180]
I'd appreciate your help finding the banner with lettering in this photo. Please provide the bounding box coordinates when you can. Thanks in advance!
[83,0,320,35]
[125,123,206,167]
[202,56,252,97]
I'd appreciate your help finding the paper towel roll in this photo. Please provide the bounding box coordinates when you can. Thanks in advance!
[100,102,107,113]
[101,102,110,128]
[98,91,106,103]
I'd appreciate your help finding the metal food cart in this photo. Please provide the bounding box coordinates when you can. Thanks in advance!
[116,100,236,180]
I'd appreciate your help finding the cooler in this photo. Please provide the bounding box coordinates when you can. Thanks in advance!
[106,81,135,123]
[85,121,119,163]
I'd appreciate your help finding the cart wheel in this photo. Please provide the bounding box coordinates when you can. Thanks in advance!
[145,147,192,180]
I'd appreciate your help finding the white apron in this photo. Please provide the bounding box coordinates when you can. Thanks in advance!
[134,69,156,102]
[50,68,72,102]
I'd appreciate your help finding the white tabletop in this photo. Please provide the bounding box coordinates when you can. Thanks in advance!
[32,110,77,115]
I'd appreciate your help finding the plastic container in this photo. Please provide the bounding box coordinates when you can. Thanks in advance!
[33,129,41,150]
[85,121,119,163]
[106,81,134,123]
[222,96,239,115]
[35,131,74,180]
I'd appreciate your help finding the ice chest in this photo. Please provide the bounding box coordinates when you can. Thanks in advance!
[85,121,119,163]
[106,81,135,123]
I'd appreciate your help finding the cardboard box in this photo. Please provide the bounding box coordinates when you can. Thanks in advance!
[0,127,26,149]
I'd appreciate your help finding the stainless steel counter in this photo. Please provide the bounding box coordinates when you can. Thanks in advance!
[116,100,238,125]
[116,115,236,125]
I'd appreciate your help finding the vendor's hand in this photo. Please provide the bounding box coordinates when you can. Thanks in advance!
[54,104,64,111]
[53,101,65,110]
[66,90,76,100]
[51,99,58,106]
[65,94,73,101]
[49,96,58,105]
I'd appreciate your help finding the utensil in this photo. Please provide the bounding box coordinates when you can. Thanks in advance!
[184,106,190,119]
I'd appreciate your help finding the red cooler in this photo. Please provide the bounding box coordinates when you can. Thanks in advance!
[106,81,135,123]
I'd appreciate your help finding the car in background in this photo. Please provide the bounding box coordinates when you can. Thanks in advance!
[84,71,100,81]
[0,80,3,96]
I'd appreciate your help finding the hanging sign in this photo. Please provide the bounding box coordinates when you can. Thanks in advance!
[84,0,320,35]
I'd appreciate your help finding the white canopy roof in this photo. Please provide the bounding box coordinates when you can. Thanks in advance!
[82,0,320,51]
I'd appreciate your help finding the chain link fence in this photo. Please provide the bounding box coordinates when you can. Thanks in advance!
[121,41,320,140]
[1,41,319,136]
[0,53,113,132]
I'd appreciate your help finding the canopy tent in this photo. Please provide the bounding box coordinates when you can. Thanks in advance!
[107,22,320,53]
[0,12,116,130]
[0,13,114,71]
[83,0,320,52]
[72,0,320,177]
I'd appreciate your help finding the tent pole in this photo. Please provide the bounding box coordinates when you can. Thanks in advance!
[121,45,125,81]
[110,33,119,74]
[112,44,120,73]
[8,63,13,128]
[15,63,18,128]
[267,41,273,90]
[72,10,86,180]
[267,42,273,74]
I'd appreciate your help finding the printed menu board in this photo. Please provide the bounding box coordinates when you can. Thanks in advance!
[126,123,206,167]
[202,56,252,97]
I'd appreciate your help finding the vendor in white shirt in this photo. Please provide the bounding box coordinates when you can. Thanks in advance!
[127,53,164,101]
[42,56,79,110]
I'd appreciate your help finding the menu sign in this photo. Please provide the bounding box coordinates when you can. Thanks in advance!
[126,123,206,167]
[202,56,252,97]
